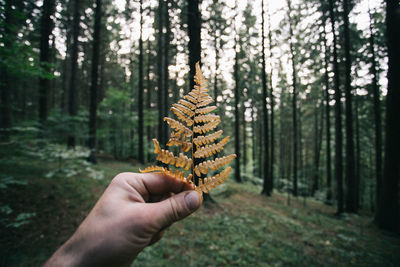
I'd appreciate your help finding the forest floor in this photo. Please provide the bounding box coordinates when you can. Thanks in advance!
[0,142,399,266]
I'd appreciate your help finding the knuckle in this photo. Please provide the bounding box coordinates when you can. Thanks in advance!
[168,197,181,222]
[111,172,135,185]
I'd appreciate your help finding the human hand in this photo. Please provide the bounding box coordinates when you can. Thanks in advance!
[44,172,202,267]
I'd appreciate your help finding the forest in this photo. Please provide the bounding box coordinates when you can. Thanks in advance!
[0,0,399,266]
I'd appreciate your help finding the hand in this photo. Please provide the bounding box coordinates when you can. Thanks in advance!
[44,172,202,267]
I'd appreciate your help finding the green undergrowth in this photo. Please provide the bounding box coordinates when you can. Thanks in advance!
[0,142,399,266]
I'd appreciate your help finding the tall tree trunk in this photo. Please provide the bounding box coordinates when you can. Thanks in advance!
[242,103,247,172]
[146,41,152,162]
[267,5,275,190]
[38,0,55,136]
[287,0,298,196]
[328,0,344,214]
[157,0,165,146]
[188,0,201,92]
[343,0,357,213]
[355,93,361,208]
[251,105,257,176]
[261,0,270,195]
[375,0,400,233]
[163,0,170,141]
[368,6,382,209]
[0,0,16,141]
[234,33,241,183]
[138,0,144,163]
[312,104,319,195]
[187,0,210,193]
[88,0,102,163]
[67,0,81,148]
[322,21,333,204]
[214,39,219,104]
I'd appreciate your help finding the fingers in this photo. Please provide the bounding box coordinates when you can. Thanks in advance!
[150,190,202,230]
[125,172,194,198]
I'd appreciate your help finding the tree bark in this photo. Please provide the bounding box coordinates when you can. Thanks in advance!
[234,32,241,183]
[146,41,152,162]
[67,0,81,148]
[267,5,275,191]
[0,0,16,141]
[138,0,144,163]
[375,0,400,233]
[157,0,164,146]
[368,6,382,210]
[343,0,357,213]
[328,0,344,215]
[188,0,201,93]
[88,0,102,163]
[261,0,270,194]
[287,0,298,197]
[163,0,170,143]
[38,0,55,136]
[322,20,333,204]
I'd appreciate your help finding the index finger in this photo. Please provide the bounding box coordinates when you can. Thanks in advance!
[128,172,195,200]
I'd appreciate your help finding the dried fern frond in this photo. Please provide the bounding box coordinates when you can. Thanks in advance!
[140,62,236,194]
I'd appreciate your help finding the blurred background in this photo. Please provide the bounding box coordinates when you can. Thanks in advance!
[0,0,399,266]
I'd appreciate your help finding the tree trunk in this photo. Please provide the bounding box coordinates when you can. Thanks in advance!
[375,0,400,233]
[343,0,357,213]
[0,0,16,141]
[163,0,170,142]
[157,0,165,146]
[261,0,270,195]
[146,41,152,162]
[267,5,275,190]
[67,0,81,148]
[38,0,55,136]
[251,105,257,176]
[328,0,343,215]
[214,39,219,104]
[138,0,144,163]
[234,33,241,183]
[368,6,382,210]
[188,0,201,92]
[322,20,333,204]
[312,104,319,195]
[355,93,361,208]
[88,0,102,163]
[287,0,298,196]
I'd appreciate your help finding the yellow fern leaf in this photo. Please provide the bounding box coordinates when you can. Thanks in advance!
[193,120,220,134]
[140,62,235,195]
[163,117,192,137]
[178,99,196,110]
[167,138,192,152]
[153,139,192,169]
[183,94,198,104]
[196,96,213,108]
[193,154,236,176]
[172,103,195,117]
[193,130,223,146]
[171,107,193,126]
[196,167,231,193]
[196,106,217,114]
[194,114,220,123]
[140,165,166,173]
[140,166,192,183]
[194,136,230,158]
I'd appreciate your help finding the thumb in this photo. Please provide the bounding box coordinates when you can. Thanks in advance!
[152,190,202,229]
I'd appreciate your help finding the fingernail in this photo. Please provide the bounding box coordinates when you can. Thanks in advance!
[185,191,200,211]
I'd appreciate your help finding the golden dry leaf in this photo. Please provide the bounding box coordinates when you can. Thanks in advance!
[140,62,236,194]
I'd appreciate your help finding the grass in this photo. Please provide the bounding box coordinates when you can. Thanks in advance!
[0,142,399,266]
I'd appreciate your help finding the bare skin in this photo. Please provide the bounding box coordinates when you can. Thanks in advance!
[44,172,202,267]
